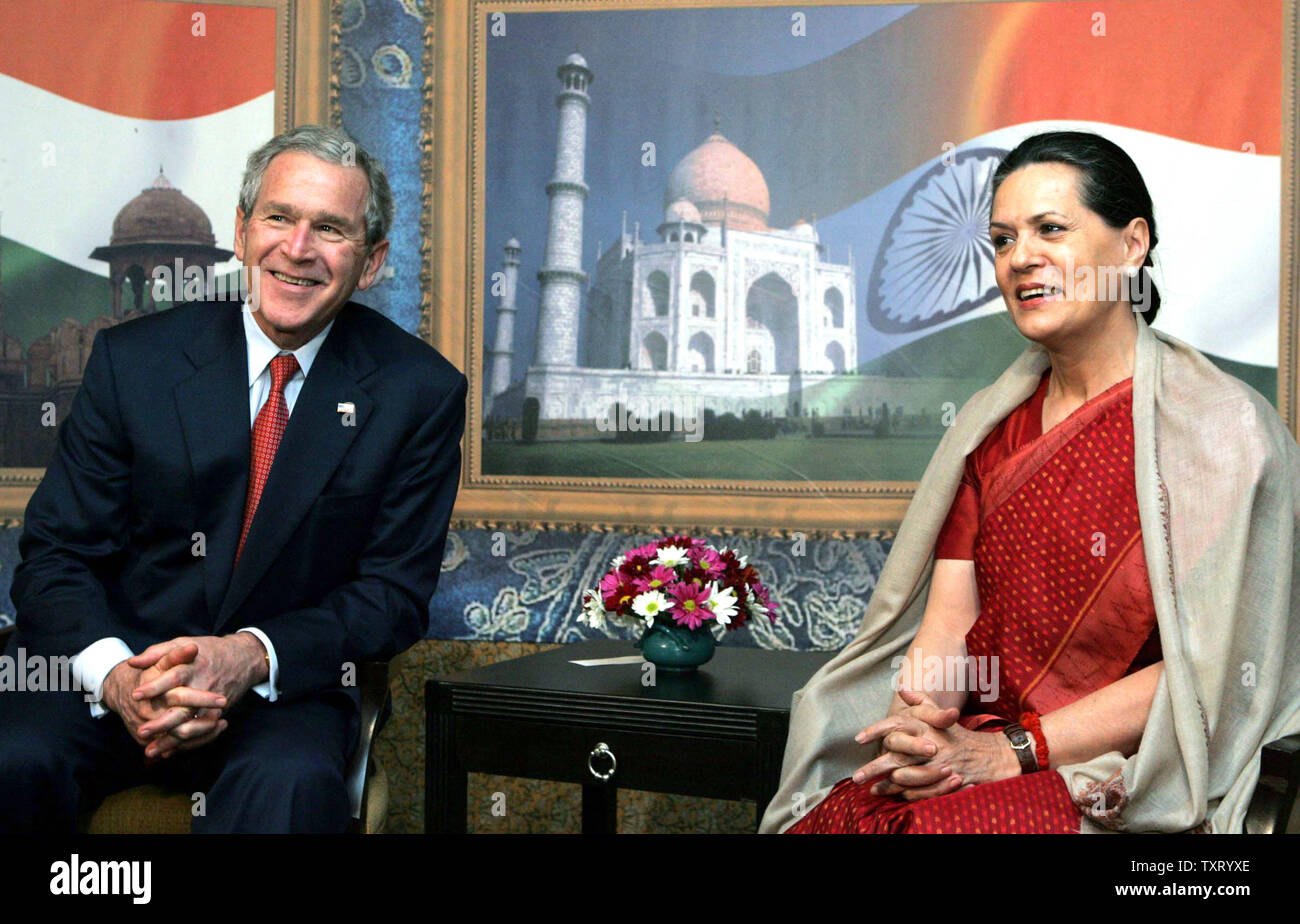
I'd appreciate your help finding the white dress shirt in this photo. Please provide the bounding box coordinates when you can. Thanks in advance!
[73,306,335,717]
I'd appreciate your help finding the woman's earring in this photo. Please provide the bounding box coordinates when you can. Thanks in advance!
[1127,266,1139,278]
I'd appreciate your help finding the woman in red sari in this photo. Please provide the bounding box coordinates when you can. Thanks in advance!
[790,131,1166,833]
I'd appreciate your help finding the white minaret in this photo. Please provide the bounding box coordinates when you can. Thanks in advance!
[534,52,592,367]
[487,238,521,412]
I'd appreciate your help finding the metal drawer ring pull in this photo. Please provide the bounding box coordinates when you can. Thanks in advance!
[588,742,616,781]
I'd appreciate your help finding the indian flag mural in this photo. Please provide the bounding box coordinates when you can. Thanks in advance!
[793,0,1282,386]
[0,0,275,464]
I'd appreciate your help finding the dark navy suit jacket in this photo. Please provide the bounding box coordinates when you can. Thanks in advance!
[9,299,467,702]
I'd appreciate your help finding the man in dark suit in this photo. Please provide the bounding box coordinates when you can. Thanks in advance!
[0,125,467,832]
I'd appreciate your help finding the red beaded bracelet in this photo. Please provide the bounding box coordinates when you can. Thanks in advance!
[1019,711,1049,771]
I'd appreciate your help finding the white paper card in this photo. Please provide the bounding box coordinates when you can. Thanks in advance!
[569,655,646,667]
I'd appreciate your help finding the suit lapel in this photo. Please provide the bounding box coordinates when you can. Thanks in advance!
[216,305,376,628]
[172,303,251,624]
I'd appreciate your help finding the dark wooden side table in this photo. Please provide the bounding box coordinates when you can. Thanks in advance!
[425,638,834,833]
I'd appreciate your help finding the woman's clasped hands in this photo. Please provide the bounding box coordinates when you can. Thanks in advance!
[852,688,1018,801]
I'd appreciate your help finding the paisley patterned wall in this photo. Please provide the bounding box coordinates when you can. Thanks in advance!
[434,526,888,650]
[336,0,427,335]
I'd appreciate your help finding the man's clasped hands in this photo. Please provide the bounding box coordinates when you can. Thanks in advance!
[99,633,270,762]
[851,688,1020,801]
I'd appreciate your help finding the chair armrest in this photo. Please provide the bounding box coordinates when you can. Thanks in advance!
[345,660,392,828]
[1244,733,1300,833]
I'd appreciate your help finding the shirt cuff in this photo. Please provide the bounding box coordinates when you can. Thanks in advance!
[72,638,134,719]
[237,627,279,702]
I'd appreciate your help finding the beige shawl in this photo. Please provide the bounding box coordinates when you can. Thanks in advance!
[760,312,1300,834]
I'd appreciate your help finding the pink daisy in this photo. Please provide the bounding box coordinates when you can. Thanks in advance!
[633,564,678,594]
[688,546,724,578]
[668,581,713,630]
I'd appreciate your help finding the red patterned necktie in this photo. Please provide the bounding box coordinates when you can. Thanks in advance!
[236,352,299,563]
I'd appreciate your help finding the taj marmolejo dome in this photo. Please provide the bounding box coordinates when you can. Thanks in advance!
[486,53,959,439]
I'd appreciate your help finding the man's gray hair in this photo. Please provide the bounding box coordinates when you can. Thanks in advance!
[238,124,393,247]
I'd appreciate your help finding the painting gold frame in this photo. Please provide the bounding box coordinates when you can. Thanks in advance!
[431,0,1300,535]
[0,0,335,520]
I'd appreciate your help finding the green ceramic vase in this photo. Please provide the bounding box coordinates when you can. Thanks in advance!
[636,621,716,672]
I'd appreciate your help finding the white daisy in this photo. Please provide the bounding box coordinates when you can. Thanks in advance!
[579,589,608,629]
[609,554,626,569]
[706,582,738,627]
[652,545,690,568]
[747,596,769,620]
[631,589,672,624]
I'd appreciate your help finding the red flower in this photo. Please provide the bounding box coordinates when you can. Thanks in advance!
[602,579,639,615]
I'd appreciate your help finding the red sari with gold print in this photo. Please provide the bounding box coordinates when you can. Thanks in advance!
[788,369,1161,834]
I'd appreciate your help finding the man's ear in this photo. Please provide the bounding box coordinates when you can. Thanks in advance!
[356,239,390,291]
[233,207,248,262]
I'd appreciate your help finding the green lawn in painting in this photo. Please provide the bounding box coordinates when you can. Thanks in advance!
[481,434,945,481]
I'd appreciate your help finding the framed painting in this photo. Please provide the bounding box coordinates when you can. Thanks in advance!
[431,0,1299,534]
[0,0,332,518]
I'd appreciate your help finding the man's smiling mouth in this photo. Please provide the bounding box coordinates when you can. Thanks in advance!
[269,270,321,287]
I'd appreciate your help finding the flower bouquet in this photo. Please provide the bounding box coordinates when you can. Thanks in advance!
[579,536,777,671]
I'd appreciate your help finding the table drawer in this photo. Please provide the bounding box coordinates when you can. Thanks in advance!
[455,716,761,801]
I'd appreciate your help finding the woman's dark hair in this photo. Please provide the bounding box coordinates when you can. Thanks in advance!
[990,131,1160,325]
